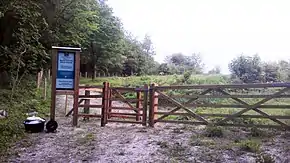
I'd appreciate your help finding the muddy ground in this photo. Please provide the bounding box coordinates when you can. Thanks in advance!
[6,91,290,163]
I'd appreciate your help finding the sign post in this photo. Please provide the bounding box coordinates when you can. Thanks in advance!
[50,46,81,127]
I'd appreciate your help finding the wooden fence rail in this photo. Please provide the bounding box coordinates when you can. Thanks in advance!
[67,82,290,129]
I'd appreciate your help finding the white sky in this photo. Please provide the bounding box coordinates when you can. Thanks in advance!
[107,0,290,74]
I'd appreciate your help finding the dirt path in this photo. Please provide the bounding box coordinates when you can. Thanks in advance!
[7,93,290,163]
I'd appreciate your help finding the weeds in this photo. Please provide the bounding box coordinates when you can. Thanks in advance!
[256,153,275,163]
[238,139,261,153]
[204,125,224,138]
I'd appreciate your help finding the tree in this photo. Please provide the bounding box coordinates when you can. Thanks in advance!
[262,62,280,82]
[208,66,221,74]
[228,54,263,83]
[165,53,204,74]
[158,63,170,75]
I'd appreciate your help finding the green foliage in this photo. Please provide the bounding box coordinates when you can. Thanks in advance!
[229,54,263,83]
[0,79,50,157]
[204,125,224,138]
[250,127,265,137]
[165,53,204,74]
[238,139,261,153]
[229,54,290,83]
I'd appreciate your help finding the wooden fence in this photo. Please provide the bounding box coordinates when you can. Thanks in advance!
[150,83,290,129]
[67,82,290,129]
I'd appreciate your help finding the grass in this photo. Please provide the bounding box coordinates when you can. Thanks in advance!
[0,78,51,159]
[80,74,229,87]
[237,139,261,153]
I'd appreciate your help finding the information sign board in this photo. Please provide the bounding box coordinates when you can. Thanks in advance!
[56,51,75,90]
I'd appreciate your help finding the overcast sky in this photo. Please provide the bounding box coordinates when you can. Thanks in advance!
[107,0,290,74]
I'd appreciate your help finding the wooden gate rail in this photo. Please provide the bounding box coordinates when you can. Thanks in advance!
[148,83,290,129]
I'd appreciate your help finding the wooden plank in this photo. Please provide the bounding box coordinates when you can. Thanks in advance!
[78,104,102,108]
[155,89,212,122]
[216,88,290,127]
[78,114,101,118]
[111,87,136,91]
[79,85,103,89]
[155,83,290,90]
[107,119,143,124]
[156,90,209,124]
[79,95,102,98]
[109,107,142,111]
[216,88,290,126]
[109,112,143,116]
[56,90,75,95]
[179,104,290,109]
[110,98,143,102]
[155,112,290,119]
[110,115,136,119]
[167,94,290,99]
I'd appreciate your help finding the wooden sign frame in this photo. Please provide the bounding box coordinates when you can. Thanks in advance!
[50,46,81,126]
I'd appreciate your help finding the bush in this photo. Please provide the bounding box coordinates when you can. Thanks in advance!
[238,139,261,153]
[204,125,224,138]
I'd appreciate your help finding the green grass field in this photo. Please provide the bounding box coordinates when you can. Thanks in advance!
[80,74,229,87]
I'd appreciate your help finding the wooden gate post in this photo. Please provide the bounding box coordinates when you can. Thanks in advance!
[136,86,141,121]
[153,84,159,120]
[142,84,149,126]
[101,82,108,127]
[108,85,112,119]
[83,89,90,121]
[148,83,156,127]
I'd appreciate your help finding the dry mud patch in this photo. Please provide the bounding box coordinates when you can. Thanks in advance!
[6,94,290,163]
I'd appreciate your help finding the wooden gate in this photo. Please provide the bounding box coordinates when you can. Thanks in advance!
[101,82,148,127]
[149,83,290,129]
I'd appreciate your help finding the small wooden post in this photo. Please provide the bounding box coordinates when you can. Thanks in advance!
[84,89,90,121]
[43,77,47,100]
[64,95,68,115]
[148,83,155,127]
[101,82,108,127]
[136,86,141,121]
[142,84,148,126]
[107,83,111,122]
[85,72,88,78]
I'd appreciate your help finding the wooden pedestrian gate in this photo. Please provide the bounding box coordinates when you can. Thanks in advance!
[71,82,290,129]
[101,83,149,127]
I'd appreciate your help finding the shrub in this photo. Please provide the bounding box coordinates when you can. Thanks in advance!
[238,139,261,153]
[204,125,224,138]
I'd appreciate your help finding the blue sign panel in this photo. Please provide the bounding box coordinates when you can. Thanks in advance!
[56,51,75,90]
